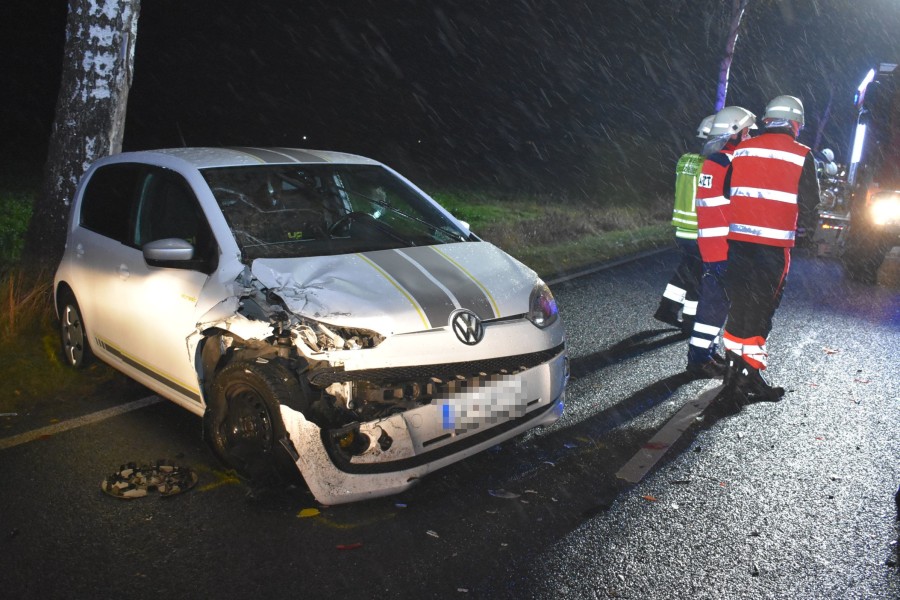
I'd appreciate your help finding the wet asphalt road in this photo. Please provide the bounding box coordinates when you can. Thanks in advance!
[1,247,898,599]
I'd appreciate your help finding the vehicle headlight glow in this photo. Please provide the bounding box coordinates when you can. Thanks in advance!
[527,282,559,329]
[870,194,900,226]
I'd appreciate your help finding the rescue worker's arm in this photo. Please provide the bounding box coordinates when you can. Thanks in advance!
[722,163,732,199]
[796,153,820,234]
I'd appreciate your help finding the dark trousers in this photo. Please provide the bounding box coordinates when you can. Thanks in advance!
[688,260,729,364]
[658,237,702,318]
[722,241,790,368]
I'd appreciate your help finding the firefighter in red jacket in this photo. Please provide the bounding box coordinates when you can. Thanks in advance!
[687,106,757,378]
[714,95,820,409]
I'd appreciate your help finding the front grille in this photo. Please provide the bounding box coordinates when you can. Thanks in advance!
[308,343,565,387]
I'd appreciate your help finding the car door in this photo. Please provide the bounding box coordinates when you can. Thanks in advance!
[70,163,144,360]
[108,166,219,408]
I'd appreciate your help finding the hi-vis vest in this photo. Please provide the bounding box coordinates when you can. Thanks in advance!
[728,133,810,248]
[695,149,734,263]
[671,153,704,239]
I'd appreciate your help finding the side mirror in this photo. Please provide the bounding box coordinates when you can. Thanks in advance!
[143,238,195,263]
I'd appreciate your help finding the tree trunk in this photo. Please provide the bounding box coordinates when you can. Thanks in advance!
[812,85,834,153]
[714,0,750,112]
[24,0,141,267]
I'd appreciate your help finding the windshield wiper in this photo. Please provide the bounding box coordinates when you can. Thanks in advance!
[342,190,468,243]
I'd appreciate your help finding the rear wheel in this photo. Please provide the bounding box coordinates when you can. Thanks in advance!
[58,291,93,369]
[203,360,305,484]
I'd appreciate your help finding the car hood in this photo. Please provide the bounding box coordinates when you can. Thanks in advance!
[250,242,538,336]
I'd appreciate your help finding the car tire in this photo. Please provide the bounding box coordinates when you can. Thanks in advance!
[203,359,305,484]
[58,291,93,369]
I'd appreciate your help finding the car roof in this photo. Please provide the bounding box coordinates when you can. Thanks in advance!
[102,147,382,170]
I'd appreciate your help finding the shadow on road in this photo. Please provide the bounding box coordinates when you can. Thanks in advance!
[569,327,687,379]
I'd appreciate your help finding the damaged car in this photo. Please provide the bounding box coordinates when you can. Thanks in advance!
[54,147,568,505]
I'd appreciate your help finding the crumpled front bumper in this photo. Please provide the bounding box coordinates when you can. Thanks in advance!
[280,350,567,505]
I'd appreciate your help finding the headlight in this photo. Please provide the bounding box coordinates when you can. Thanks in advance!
[869,194,900,226]
[527,281,559,328]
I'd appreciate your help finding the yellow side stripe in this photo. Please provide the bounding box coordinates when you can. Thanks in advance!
[356,253,430,329]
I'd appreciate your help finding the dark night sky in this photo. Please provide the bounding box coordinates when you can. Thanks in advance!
[2,0,899,193]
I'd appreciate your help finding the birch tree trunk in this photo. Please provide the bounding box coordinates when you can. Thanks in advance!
[714,0,750,112]
[25,0,141,266]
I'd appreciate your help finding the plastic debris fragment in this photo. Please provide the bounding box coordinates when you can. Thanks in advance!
[641,494,658,502]
[823,347,840,355]
[337,543,362,550]
[298,508,321,518]
[489,489,521,499]
[101,460,198,499]
[426,530,440,538]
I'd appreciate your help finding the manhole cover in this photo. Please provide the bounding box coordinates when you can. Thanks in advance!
[101,460,198,499]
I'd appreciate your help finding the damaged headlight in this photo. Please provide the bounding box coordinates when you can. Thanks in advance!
[527,281,559,329]
[294,320,385,353]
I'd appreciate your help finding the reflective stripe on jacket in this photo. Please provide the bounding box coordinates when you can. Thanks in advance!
[728,133,810,247]
[672,153,704,239]
[695,147,734,263]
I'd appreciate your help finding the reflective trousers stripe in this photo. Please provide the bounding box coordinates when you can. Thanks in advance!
[682,299,698,317]
[663,283,686,303]
[723,332,768,369]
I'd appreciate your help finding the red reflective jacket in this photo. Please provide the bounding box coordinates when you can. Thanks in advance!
[695,144,735,263]
[728,133,811,248]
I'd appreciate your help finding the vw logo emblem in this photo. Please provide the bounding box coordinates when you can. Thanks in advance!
[451,309,484,345]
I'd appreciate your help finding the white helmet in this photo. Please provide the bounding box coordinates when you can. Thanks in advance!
[764,95,804,126]
[822,148,834,162]
[696,114,716,139]
[825,162,838,176]
[709,106,758,137]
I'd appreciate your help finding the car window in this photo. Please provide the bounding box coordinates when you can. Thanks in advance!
[80,163,143,242]
[133,168,218,273]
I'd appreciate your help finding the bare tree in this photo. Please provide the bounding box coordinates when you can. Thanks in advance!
[714,0,751,111]
[25,0,141,265]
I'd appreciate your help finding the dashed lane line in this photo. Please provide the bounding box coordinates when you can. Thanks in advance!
[615,385,722,484]
[0,395,162,451]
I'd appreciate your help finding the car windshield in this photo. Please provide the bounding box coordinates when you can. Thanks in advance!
[202,164,468,261]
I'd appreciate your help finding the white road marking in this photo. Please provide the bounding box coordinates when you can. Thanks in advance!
[615,385,722,483]
[0,396,162,451]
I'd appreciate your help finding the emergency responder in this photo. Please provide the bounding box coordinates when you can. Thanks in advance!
[713,95,820,410]
[654,114,715,332]
[686,106,757,378]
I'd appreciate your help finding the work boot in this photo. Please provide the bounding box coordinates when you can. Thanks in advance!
[686,359,726,379]
[733,359,785,402]
[722,350,742,390]
[653,304,682,328]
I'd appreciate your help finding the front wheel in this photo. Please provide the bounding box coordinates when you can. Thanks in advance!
[58,291,93,369]
[203,360,305,484]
